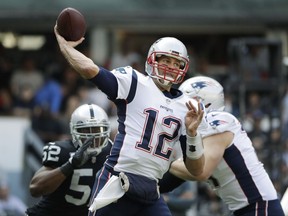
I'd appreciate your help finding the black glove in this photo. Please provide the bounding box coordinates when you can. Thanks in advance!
[60,137,94,176]
[70,136,94,167]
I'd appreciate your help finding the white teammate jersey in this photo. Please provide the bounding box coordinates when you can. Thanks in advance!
[99,66,207,181]
[201,110,278,211]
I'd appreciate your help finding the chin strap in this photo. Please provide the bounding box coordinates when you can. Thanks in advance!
[157,78,171,86]
[154,78,172,91]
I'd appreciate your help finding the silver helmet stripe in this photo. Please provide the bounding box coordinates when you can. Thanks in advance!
[88,104,95,119]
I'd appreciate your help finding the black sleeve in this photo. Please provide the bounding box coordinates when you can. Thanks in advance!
[159,171,186,193]
[88,67,118,100]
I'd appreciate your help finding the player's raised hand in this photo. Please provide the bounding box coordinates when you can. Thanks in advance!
[60,136,94,177]
[184,100,205,162]
[185,100,204,137]
[70,136,94,167]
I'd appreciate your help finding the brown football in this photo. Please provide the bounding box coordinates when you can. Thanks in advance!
[56,7,86,41]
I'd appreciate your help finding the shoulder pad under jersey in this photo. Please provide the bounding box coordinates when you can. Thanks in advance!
[201,111,241,137]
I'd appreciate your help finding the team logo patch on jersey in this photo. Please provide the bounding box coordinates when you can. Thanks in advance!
[209,120,228,128]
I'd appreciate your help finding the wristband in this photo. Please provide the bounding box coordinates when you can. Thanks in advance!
[186,133,204,160]
[60,161,74,177]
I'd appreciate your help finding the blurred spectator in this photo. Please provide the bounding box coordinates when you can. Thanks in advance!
[0,89,12,115]
[83,85,117,117]
[59,66,86,114]
[10,57,44,117]
[223,93,240,118]
[240,45,269,81]
[0,56,13,90]
[268,128,283,168]
[282,87,288,140]
[31,68,67,143]
[163,181,197,216]
[197,183,230,216]
[186,45,197,78]
[245,110,271,166]
[60,94,81,127]
[34,68,63,116]
[193,56,210,77]
[251,135,269,164]
[31,107,69,143]
[0,54,13,114]
[108,37,143,71]
[0,174,27,216]
[281,139,288,189]
[246,92,264,115]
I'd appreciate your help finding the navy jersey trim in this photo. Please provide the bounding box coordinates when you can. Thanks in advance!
[126,69,138,103]
[224,144,261,204]
[163,88,183,99]
[105,131,125,168]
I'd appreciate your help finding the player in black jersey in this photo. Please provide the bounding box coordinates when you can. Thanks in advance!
[26,104,112,216]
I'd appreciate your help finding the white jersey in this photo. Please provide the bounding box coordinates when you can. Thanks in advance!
[201,111,278,211]
[98,66,207,181]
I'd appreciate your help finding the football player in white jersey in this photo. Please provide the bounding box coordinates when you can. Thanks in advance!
[54,25,207,216]
[162,76,284,215]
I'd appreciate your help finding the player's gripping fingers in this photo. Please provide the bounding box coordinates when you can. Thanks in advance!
[54,24,84,47]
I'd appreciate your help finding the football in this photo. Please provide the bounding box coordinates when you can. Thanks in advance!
[56,7,86,41]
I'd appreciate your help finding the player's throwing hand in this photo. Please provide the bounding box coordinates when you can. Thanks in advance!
[54,25,84,48]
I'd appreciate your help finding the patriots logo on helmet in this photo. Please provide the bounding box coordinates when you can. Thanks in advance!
[191,81,215,93]
[191,81,206,93]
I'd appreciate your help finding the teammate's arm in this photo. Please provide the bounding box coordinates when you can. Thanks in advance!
[54,25,99,79]
[171,131,233,181]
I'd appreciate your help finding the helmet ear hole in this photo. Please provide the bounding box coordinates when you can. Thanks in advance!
[147,55,153,64]
[205,103,211,108]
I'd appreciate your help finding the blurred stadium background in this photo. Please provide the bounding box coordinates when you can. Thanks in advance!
[1,0,288,215]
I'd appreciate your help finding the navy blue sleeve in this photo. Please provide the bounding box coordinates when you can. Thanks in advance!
[88,67,118,100]
[179,135,187,162]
